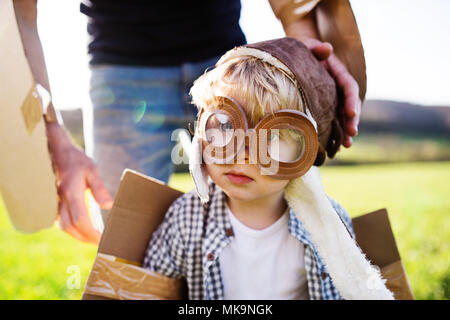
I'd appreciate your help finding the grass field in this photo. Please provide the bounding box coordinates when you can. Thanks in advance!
[328,132,450,164]
[0,161,449,300]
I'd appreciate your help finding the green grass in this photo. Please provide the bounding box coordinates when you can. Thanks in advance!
[332,133,450,164]
[320,162,450,300]
[0,161,449,299]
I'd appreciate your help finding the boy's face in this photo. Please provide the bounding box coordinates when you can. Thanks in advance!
[203,94,291,202]
[206,162,290,202]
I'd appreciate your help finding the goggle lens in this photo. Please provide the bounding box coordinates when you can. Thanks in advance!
[205,112,234,147]
[267,128,305,163]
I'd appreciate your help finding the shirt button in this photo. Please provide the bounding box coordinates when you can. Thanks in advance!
[321,272,328,280]
[207,252,215,261]
[224,228,234,237]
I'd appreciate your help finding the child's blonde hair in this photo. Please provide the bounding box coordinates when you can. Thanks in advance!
[190,56,304,126]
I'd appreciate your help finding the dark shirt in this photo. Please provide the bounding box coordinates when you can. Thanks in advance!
[80,0,247,66]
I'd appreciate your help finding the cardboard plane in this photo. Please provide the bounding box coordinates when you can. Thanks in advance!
[82,169,414,300]
[0,0,58,232]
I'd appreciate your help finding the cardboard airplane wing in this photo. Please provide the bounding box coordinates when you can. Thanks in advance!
[83,169,414,300]
[0,0,58,232]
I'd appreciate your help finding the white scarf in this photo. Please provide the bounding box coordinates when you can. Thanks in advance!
[284,166,393,299]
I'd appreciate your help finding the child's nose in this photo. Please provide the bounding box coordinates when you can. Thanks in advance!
[242,140,253,164]
[235,142,250,164]
[244,145,250,163]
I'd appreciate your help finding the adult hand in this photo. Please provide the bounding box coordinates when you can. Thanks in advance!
[46,122,113,244]
[302,38,361,148]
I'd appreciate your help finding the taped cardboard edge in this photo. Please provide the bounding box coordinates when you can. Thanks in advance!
[352,208,415,300]
[20,84,43,135]
[82,169,186,300]
[381,260,414,300]
[20,81,62,135]
[83,253,185,300]
[82,170,414,300]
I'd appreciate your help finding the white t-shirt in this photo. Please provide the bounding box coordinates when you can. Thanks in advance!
[219,205,309,300]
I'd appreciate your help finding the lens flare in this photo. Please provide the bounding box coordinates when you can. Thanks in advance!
[133,100,147,123]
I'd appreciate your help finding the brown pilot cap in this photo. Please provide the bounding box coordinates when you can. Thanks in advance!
[217,37,342,164]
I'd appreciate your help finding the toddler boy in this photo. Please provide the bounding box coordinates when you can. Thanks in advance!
[143,38,393,300]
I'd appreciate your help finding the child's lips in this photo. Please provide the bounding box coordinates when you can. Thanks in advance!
[225,171,254,184]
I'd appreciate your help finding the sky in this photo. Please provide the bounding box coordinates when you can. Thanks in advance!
[36,0,450,110]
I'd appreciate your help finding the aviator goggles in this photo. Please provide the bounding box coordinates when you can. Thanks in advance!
[197,96,319,180]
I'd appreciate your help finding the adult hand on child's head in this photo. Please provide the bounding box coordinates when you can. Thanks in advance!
[46,122,114,244]
[270,0,361,148]
[303,38,361,148]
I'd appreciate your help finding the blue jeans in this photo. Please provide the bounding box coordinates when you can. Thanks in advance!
[86,56,219,197]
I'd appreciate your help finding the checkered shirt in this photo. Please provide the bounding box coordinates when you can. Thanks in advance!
[143,182,355,300]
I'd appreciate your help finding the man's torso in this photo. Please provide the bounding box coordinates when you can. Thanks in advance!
[80,0,246,66]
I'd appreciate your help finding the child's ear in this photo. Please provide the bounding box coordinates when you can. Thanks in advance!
[189,135,210,204]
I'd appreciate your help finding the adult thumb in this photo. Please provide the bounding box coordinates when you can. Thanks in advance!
[86,166,114,209]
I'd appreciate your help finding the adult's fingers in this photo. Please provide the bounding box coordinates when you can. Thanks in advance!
[347,111,360,136]
[306,39,361,133]
[61,180,101,244]
[57,200,88,242]
[326,54,360,119]
[85,163,113,210]
[326,54,362,138]
[342,135,353,148]
[310,42,333,61]
[343,100,361,138]
[339,109,359,149]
